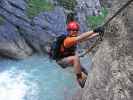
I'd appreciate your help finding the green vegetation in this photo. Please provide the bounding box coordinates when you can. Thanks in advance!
[87,7,108,29]
[57,0,77,11]
[27,0,54,18]
[0,16,4,25]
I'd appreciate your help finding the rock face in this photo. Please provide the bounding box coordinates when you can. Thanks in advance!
[0,0,67,58]
[0,0,101,59]
[0,0,33,59]
[82,0,133,100]
[75,0,101,32]
[0,21,32,59]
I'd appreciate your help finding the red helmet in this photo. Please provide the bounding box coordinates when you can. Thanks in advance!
[67,21,79,31]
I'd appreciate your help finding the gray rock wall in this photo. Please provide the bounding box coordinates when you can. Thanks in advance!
[82,0,133,100]
[0,0,33,59]
[75,0,101,32]
[0,0,101,59]
[0,20,33,59]
[0,0,67,59]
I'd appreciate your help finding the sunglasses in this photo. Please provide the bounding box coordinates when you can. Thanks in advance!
[69,29,79,32]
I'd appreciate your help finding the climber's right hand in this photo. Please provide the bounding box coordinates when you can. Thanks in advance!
[93,26,105,36]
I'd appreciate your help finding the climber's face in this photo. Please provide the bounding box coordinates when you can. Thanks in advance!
[68,30,79,37]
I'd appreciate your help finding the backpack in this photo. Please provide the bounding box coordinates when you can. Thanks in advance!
[49,34,67,60]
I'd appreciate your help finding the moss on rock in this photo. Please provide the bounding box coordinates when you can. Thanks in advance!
[57,0,77,11]
[0,16,5,25]
[27,0,54,19]
[87,7,108,29]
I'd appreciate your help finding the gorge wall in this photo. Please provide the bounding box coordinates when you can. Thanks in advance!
[82,0,133,100]
[0,0,100,59]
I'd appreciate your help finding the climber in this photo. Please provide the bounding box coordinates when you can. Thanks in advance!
[50,21,104,88]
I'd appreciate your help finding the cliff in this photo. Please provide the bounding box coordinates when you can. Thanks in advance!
[0,0,100,59]
[82,0,133,100]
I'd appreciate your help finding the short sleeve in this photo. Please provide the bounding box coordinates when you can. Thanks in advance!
[63,37,77,48]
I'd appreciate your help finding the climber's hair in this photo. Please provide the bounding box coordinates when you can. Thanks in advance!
[66,12,76,24]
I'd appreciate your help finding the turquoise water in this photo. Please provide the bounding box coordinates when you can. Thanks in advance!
[0,55,82,100]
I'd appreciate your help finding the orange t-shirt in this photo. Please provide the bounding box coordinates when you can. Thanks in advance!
[60,36,77,52]
[63,37,77,48]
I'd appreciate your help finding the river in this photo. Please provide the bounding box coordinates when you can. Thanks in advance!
[0,54,91,100]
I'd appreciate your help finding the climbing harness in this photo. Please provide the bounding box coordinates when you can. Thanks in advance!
[79,0,133,57]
